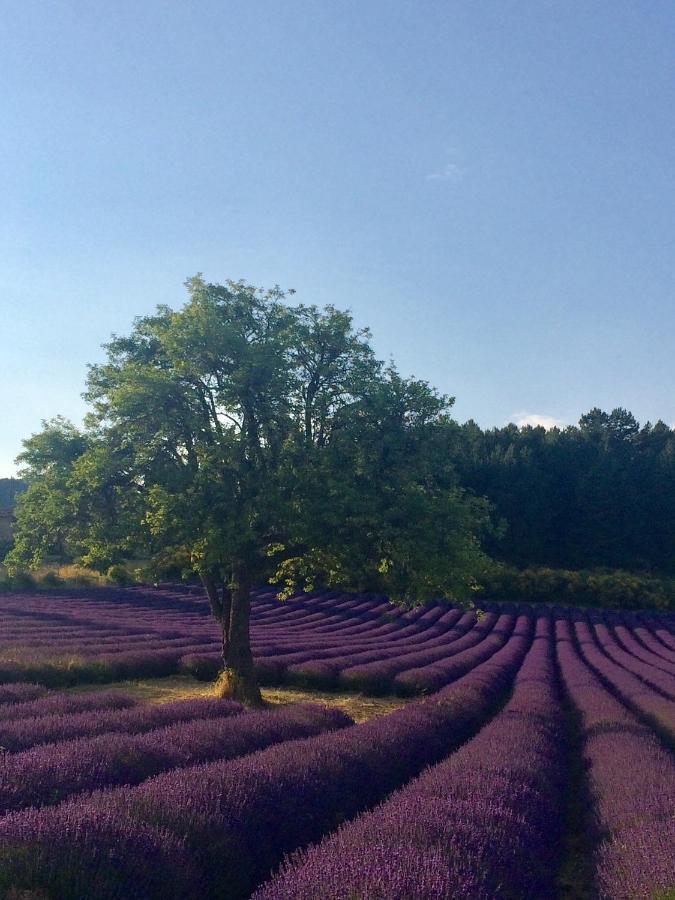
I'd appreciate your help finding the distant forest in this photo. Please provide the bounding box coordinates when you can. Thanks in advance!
[0,478,25,508]
[4,407,675,576]
[454,408,675,574]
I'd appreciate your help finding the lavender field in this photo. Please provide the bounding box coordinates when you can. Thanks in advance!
[0,586,673,898]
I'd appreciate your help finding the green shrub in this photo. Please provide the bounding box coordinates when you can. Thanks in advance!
[39,571,64,588]
[9,570,36,590]
[106,564,133,585]
[479,565,675,611]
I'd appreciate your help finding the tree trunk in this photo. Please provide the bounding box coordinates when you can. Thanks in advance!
[221,579,232,663]
[200,570,230,673]
[215,566,263,706]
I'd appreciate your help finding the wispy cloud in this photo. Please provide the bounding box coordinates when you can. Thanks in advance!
[510,412,566,430]
[426,161,463,182]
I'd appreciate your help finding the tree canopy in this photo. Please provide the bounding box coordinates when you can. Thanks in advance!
[7,277,493,702]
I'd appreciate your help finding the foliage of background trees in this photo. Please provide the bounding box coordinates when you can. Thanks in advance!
[0,478,25,508]
[6,410,675,584]
[454,408,675,574]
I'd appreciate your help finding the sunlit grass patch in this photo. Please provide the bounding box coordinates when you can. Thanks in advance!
[68,674,411,721]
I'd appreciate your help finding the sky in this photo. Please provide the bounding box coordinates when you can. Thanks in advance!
[1,1,674,476]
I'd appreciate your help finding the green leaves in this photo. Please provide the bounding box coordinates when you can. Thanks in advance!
[6,277,494,609]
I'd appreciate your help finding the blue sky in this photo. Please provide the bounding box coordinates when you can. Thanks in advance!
[2,1,674,476]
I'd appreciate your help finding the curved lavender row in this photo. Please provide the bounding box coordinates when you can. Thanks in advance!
[392,611,516,695]
[252,591,360,625]
[0,696,241,753]
[0,591,514,695]
[257,613,463,653]
[609,616,675,674]
[0,703,350,815]
[574,619,675,743]
[252,618,455,663]
[0,621,533,900]
[592,618,675,699]
[288,609,482,691]
[643,615,675,653]
[0,808,200,900]
[0,690,136,724]
[0,590,503,689]
[257,607,494,690]
[255,606,466,669]
[182,608,503,693]
[556,617,675,900]
[0,683,47,705]
[251,594,391,637]
[188,611,477,688]
[272,599,403,636]
[1,633,216,652]
[0,650,180,686]
[254,637,408,677]
[314,611,484,691]
[335,610,499,694]
[626,613,675,664]
[255,615,565,900]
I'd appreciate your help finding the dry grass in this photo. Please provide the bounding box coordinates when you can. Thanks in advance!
[36,564,110,586]
[69,674,411,722]
[261,685,410,722]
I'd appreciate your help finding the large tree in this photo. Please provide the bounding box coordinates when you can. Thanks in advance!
[7,277,493,704]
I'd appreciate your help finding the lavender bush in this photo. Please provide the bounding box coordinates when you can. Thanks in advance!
[0,695,241,752]
[0,626,531,899]
[254,614,566,900]
[556,616,675,899]
[0,702,350,813]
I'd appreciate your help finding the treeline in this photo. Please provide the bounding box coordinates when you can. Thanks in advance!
[5,408,675,581]
[454,408,675,574]
[0,479,25,508]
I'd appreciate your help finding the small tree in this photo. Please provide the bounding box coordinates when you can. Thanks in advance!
[7,277,493,704]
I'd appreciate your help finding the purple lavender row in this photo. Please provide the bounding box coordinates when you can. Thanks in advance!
[392,610,517,695]
[0,702,349,815]
[0,592,465,659]
[0,690,136,724]
[264,606,469,671]
[0,620,533,899]
[299,609,488,693]
[2,634,216,653]
[556,617,675,899]
[0,649,182,686]
[251,592,390,630]
[332,610,499,695]
[627,613,675,664]
[252,604,466,660]
[610,616,675,674]
[592,617,675,698]
[0,695,241,752]
[644,614,675,653]
[0,635,213,655]
[574,618,675,742]
[200,613,471,686]
[237,610,510,695]
[0,683,47,705]
[254,614,565,900]
[272,609,481,690]
[185,609,500,692]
